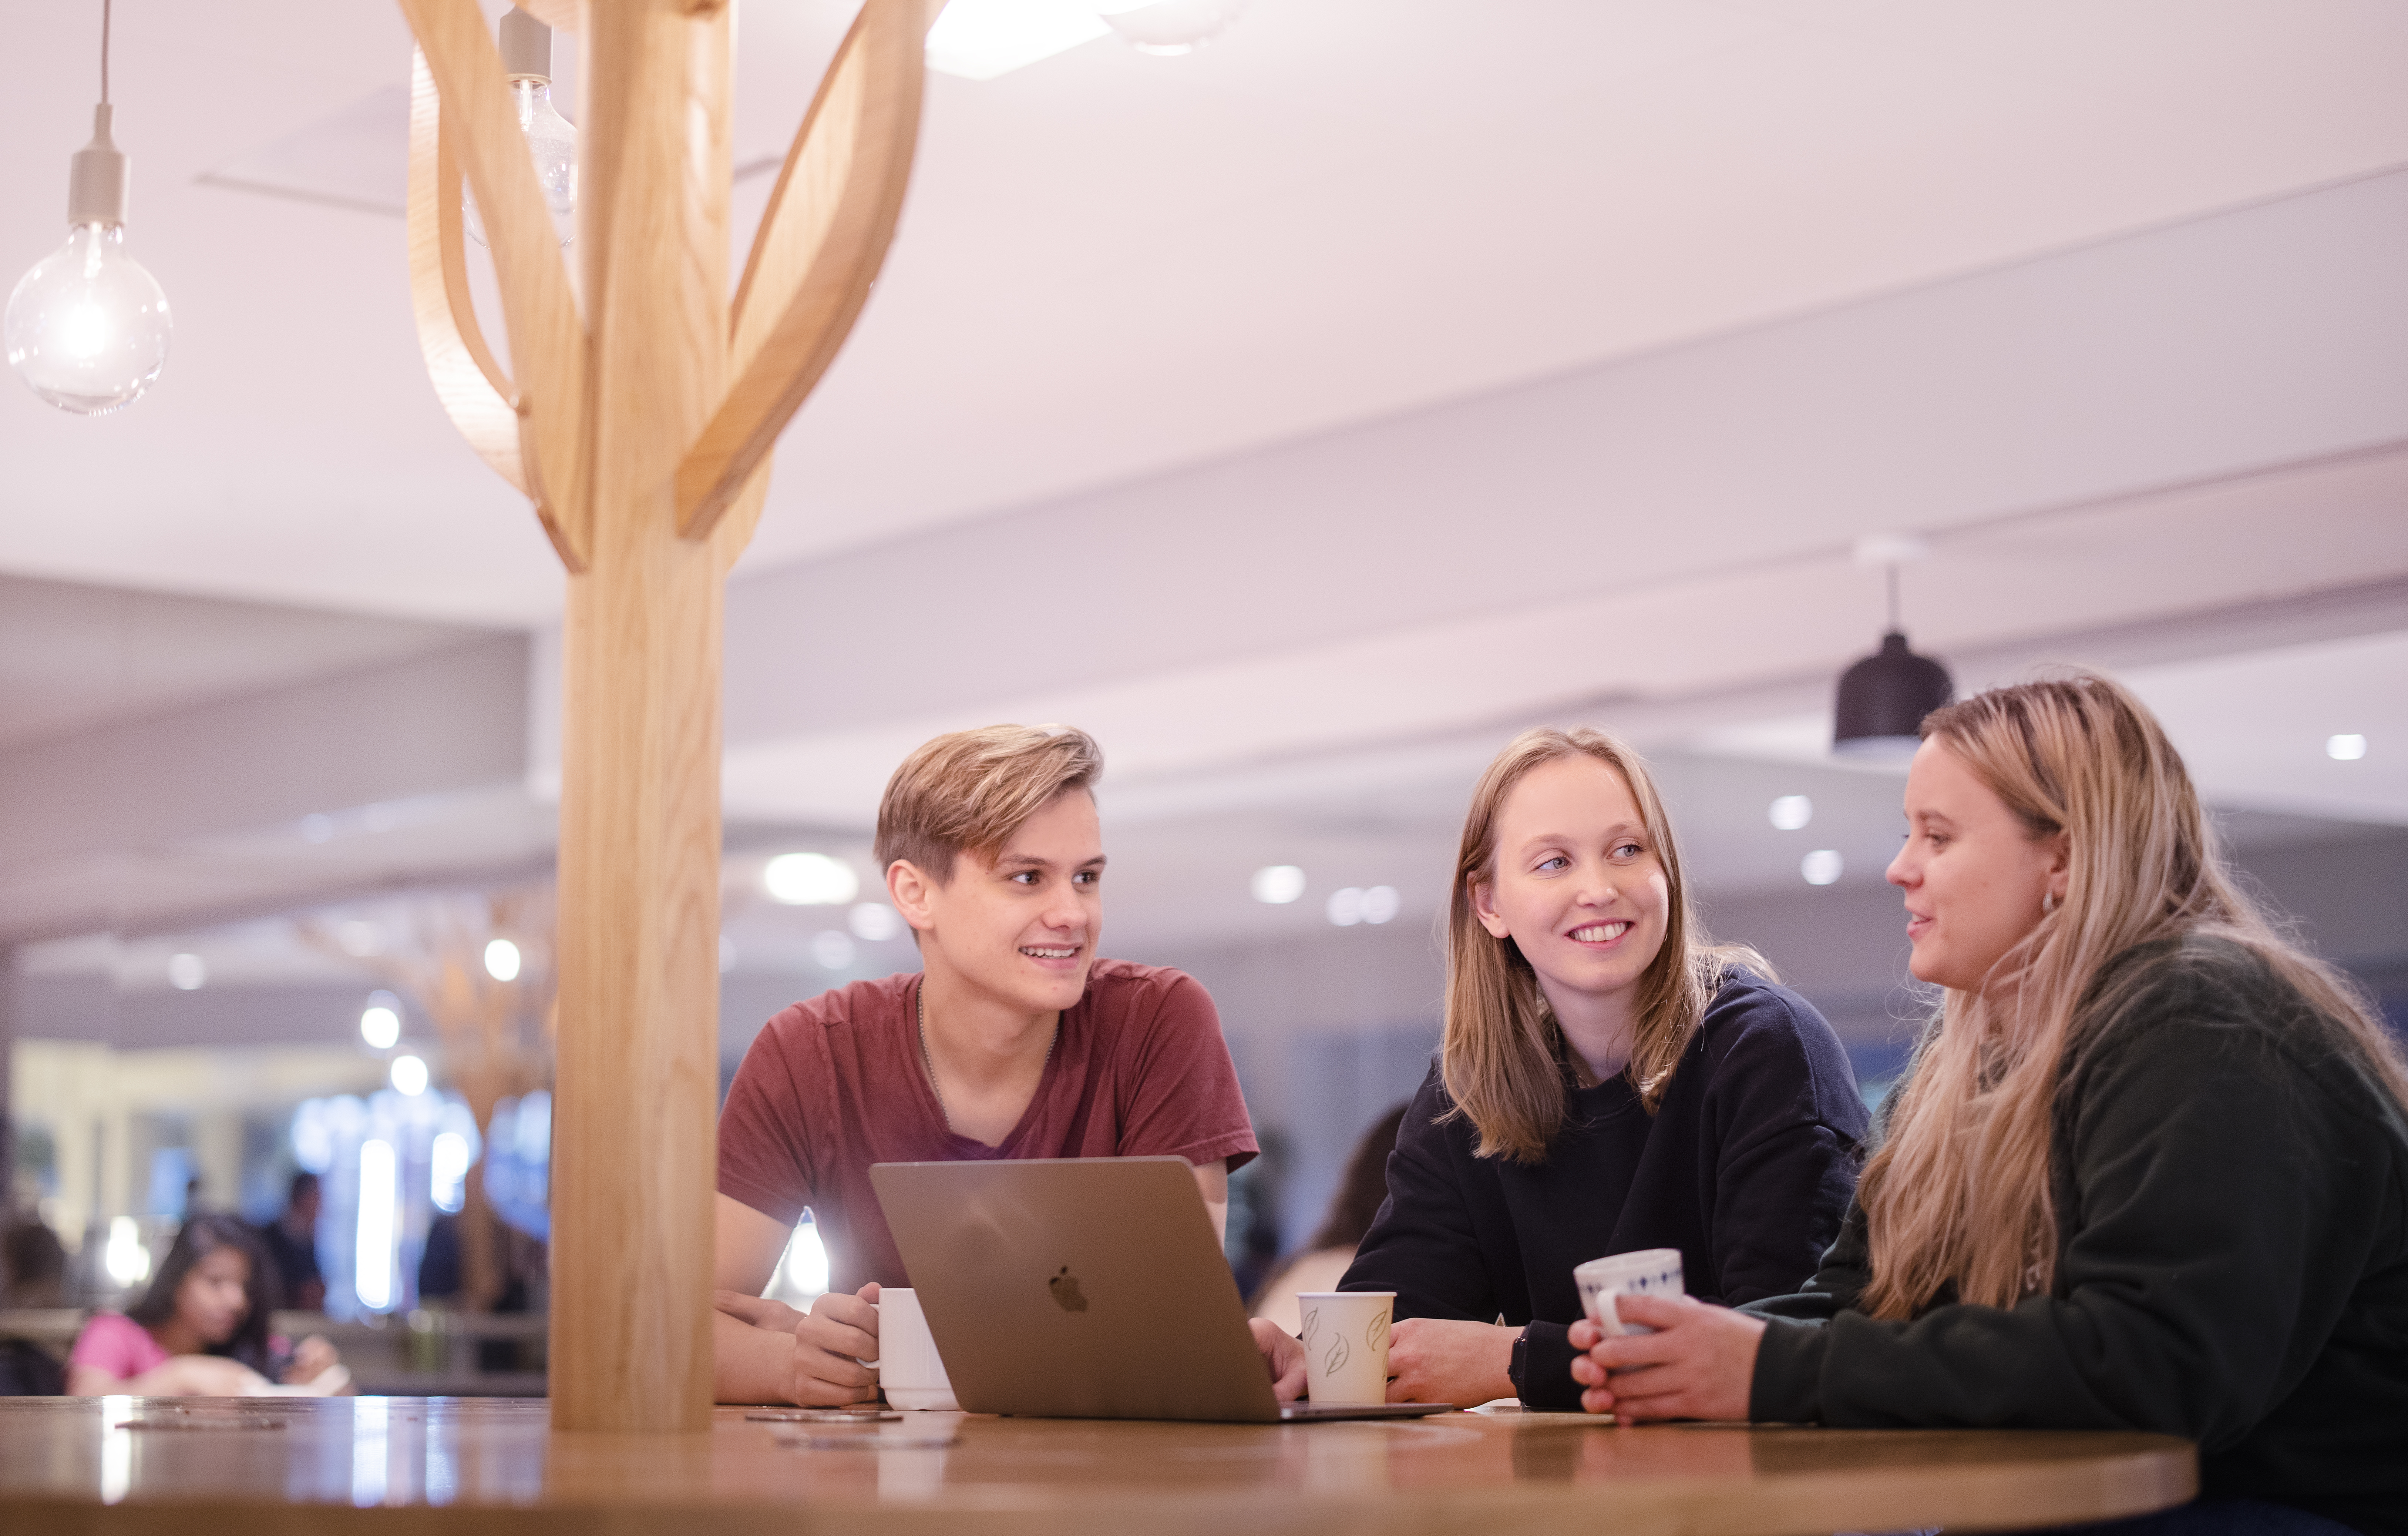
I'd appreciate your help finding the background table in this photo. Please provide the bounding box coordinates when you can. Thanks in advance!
[0,1396,2194,1535]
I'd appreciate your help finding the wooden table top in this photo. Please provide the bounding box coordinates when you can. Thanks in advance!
[0,1396,2194,1535]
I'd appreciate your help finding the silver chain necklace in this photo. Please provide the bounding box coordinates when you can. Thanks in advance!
[917,979,1056,1134]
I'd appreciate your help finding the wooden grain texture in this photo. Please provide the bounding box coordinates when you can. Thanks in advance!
[545,0,734,1433]
[711,460,774,577]
[405,50,529,501]
[673,0,930,539]
[399,0,591,568]
[0,1399,2197,1536]
[394,0,928,1434]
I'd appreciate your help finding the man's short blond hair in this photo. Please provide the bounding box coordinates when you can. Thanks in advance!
[874,724,1104,884]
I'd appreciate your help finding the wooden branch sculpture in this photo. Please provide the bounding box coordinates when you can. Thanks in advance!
[396,0,933,1431]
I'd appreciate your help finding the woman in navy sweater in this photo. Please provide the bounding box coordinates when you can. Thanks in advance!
[1338,727,1868,1408]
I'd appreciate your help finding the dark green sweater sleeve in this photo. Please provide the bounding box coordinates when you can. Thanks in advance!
[1746,1002,2399,1445]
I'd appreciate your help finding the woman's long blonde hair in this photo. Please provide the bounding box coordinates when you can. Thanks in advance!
[1858,671,2408,1318]
[1442,727,1768,1164]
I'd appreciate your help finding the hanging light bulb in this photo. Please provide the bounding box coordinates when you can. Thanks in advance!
[1096,0,1250,56]
[1833,539,1953,759]
[6,2,171,415]
[465,7,578,249]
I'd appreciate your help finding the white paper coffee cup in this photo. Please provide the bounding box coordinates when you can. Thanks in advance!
[1573,1248,1685,1337]
[1297,1291,1393,1406]
[875,1288,958,1411]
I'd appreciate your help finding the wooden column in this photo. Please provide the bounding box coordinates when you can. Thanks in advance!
[548,0,732,1431]
[398,0,931,1431]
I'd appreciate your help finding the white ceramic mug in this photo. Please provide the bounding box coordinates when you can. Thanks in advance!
[875,1288,958,1411]
[1296,1291,1394,1406]
[1573,1248,1685,1337]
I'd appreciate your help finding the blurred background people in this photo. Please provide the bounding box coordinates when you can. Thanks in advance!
[1250,1104,1407,1337]
[256,1172,326,1313]
[66,1213,341,1396]
[0,1216,71,1394]
[2,1216,68,1310]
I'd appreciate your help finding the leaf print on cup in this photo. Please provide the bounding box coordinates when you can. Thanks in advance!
[1321,1334,1351,1377]
[1367,1308,1390,1349]
[1300,1307,1319,1347]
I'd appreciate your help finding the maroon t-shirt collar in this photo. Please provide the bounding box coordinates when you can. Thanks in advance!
[909,973,1073,1159]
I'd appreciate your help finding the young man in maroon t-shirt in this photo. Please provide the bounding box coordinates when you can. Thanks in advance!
[711,724,1278,1407]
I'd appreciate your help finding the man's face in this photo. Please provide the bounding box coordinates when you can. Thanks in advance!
[910,789,1104,1016]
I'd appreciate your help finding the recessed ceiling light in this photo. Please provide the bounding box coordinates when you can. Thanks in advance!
[1097,0,1248,55]
[1768,795,1813,831]
[849,903,905,942]
[390,1055,430,1097]
[484,938,522,982]
[2327,734,2369,761]
[1801,850,1844,886]
[1360,885,1400,925]
[1326,888,1365,926]
[360,995,402,1049]
[1251,865,1306,905]
[167,952,207,990]
[765,852,860,906]
[926,0,1109,81]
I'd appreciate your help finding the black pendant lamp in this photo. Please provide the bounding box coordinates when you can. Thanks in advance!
[1833,560,1952,758]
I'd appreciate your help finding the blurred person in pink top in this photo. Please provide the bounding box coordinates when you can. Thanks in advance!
[67,1214,340,1396]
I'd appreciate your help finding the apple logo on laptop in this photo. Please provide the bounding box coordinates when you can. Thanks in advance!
[1049,1265,1089,1313]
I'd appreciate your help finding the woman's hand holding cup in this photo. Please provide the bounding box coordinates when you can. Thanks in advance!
[1568,1293,1765,1422]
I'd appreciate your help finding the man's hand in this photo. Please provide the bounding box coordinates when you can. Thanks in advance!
[715,1291,806,1335]
[791,1283,884,1406]
[1567,1293,1764,1422]
[1248,1319,1306,1402]
[715,1284,884,1406]
[1383,1317,1518,1406]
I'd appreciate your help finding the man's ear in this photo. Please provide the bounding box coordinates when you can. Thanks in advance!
[888,859,939,936]
[1470,876,1512,940]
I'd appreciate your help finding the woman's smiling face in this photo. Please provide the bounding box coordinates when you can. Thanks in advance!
[1471,754,1670,1015]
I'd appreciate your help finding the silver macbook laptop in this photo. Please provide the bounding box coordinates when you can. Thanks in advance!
[870,1156,1450,1423]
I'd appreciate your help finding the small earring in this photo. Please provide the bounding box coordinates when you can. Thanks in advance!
[2042,891,2058,915]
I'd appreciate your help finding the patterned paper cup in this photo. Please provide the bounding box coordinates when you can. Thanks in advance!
[1296,1291,1394,1405]
[1573,1249,1685,1337]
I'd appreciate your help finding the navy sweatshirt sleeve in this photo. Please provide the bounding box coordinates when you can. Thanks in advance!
[1744,941,2408,1536]
[1343,971,1866,1409]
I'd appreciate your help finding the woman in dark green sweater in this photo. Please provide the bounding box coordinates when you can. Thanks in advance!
[1565,674,2408,1535]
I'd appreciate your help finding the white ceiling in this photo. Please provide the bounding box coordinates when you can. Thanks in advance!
[0,573,485,753]
[3,0,2405,620]
[5,1,2408,1013]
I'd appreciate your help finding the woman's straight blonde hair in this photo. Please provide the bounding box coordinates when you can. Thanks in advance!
[1441,727,1768,1164]
[1857,671,2408,1319]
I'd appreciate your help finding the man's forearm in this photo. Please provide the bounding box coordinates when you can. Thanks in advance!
[712,1309,795,1405]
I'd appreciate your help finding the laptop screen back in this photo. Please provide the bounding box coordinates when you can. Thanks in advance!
[870,1157,1283,1422]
